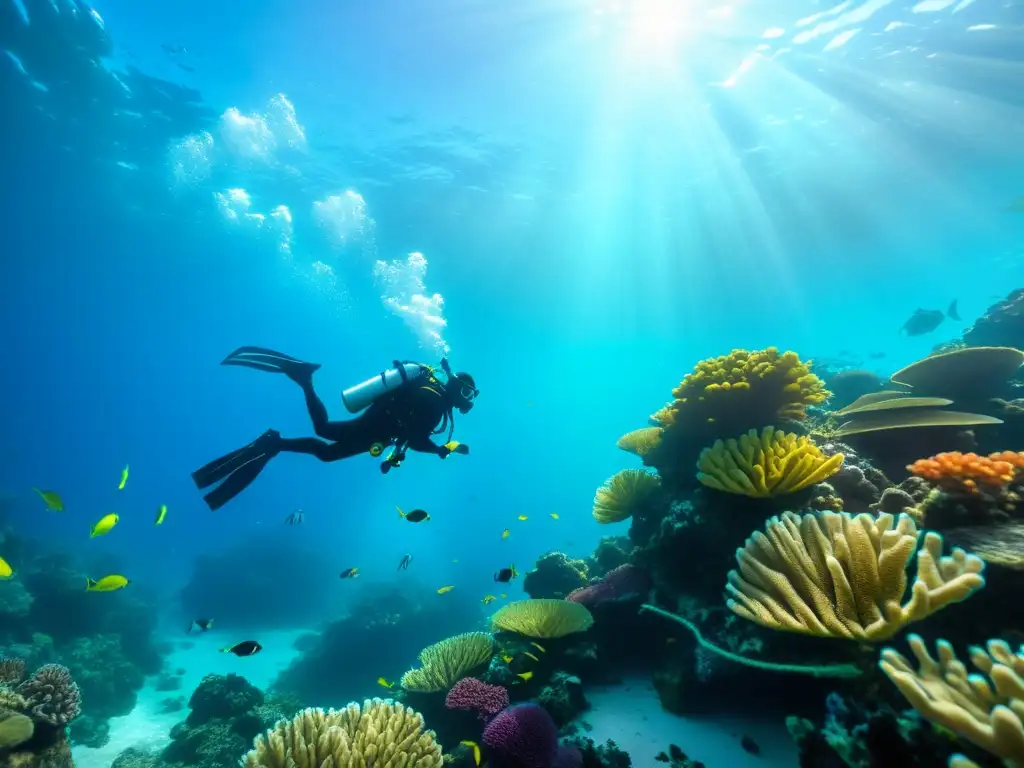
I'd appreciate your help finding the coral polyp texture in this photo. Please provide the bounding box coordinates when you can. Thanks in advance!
[670,347,828,427]
[881,635,1024,767]
[482,703,559,768]
[444,678,509,721]
[908,451,1024,492]
[616,427,663,457]
[696,426,844,497]
[400,632,495,693]
[726,511,986,641]
[243,699,444,767]
[490,599,594,639]
[16,663,82,726]
[644,347,829,490]
[591,469,661,524]
[566,564,650,606]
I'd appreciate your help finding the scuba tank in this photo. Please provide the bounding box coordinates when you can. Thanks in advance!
[341,362,428,414]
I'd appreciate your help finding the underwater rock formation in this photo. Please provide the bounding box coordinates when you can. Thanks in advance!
[111,673,298,768]
[523,552,590,599]
[963,289,1024,350]
[273,581,481,705]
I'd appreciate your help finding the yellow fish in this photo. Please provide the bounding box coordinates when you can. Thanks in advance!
[377,677,395,689]
[550,513,559,520]
[154,504,168,525]
[501,528,510,540]
[530,642,546,653]
[517,515,528,521]
[500,593,508,599]
[437,585,455,595]
[90,513,119,538]
[501,654,513,663]
[460,740,482,767]
[0,555,12,579]
[481,595,497,605]
[118,464,129,491]
[33,488,64,512]
[516,671,533,682]
[86,574,129,592]
[524,652,540,662]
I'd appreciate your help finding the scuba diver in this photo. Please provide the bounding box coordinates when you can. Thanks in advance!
[191,346,478,511]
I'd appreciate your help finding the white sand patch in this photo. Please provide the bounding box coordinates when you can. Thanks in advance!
[72,628,307,768]
[583,677,798,766]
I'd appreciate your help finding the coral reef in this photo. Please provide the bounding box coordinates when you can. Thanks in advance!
[273,581,482,705]
[592,470,662,525]
[963,290,1024,349]
[582,538,632,579]
[491,600,594,639]
[696,427,843,497]
[537,672,588,726]
[523,553,589,600]
[0,659,79,767]
[445,678,509,721]
[880,634,1024,766]
[646,347,829,491]
[482,703,559,767]
[616,428,662,458]
[401,632,495,693]
[727,511,986,640]
[560,736,632,768]
[242,699,444,767]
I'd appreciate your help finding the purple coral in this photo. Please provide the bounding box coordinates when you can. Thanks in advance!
[445,677,509,721]
[0,657,26,685]
[483,703,559,767]
[17,664,81,726]
[566,564,650,606]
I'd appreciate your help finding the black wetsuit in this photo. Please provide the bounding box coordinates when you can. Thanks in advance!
[281,375,453,461]
[192,362,459,511]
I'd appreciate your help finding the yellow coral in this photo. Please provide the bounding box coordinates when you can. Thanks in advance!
[616,427,662,457]
[243,699,443,768]
[400,632,494,693]
[696,427,843,497]
[592,469,661,524]
[727,511,986,641]
[0,712,33,749]
[491,599,594,639]
[881,636,1024,767]
[671,347,829,424]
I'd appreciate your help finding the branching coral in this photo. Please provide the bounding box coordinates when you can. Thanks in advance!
[880,635,1024,767]
[0,657,26,686]
[696,427,844,497]
[243,699,443,767]
[592,469,661,524]
[16,663,81,726]
[726,511,986,641]
[400,632,494,693]
[491,599,594,639]
[616,427,662,458]
[909,451,1024,494]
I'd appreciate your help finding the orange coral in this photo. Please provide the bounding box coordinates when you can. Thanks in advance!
[907,451,1024,493]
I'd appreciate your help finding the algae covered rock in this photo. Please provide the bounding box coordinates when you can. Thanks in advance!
[523,552,589,599]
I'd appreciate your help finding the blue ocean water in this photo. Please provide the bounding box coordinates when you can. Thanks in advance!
[1,0,1023,766]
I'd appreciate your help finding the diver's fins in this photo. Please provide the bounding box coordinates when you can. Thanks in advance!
[199,431,282,511]
[220,346,322,380]
[192,430,280,491]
